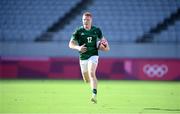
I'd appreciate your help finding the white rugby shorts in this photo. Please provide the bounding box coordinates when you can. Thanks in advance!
[79,55,99,73]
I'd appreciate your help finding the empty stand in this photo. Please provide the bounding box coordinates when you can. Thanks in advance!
[0,0,180,43]
[0,0,81,41]
[54,0,180,43]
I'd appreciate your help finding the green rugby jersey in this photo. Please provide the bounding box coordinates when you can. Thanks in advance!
[71,26,103,60]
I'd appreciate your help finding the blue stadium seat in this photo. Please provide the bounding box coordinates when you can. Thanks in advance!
[0,0,81,42]
[53,0,180,43]
[0,0,180,43]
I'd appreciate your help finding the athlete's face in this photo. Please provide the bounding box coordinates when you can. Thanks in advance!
[82,15,92,27]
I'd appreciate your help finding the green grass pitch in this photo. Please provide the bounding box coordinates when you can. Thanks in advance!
[0,80,180,114]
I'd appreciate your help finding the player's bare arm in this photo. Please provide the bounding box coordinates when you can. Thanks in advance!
[69,39,87,53]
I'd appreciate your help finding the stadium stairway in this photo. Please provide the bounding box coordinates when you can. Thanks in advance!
[0,0,82,42]
[35,0,93,42]
[52,0,180,43]
[136,8,180,43]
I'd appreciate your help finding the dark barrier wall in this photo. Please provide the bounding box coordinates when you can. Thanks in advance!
[0,57,180,80]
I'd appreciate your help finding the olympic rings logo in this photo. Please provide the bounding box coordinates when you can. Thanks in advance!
[143,64,168,78]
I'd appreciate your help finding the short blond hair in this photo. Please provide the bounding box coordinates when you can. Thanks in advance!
[83,12,92,17]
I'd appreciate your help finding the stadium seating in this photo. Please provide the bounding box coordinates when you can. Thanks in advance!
[54,0,180,43]
[0,0,180,43]
[0,0,81,41]
[154,20,180,43]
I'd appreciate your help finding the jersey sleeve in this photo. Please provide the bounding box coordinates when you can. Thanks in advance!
[71,29,79,41]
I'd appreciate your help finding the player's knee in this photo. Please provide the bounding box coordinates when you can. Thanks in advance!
[89,72,95,78]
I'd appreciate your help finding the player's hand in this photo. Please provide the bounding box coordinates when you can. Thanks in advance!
[78,44,87,53]
[98,37,110,52]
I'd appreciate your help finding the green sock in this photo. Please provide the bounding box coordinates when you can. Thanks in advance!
[93,89,97,95]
